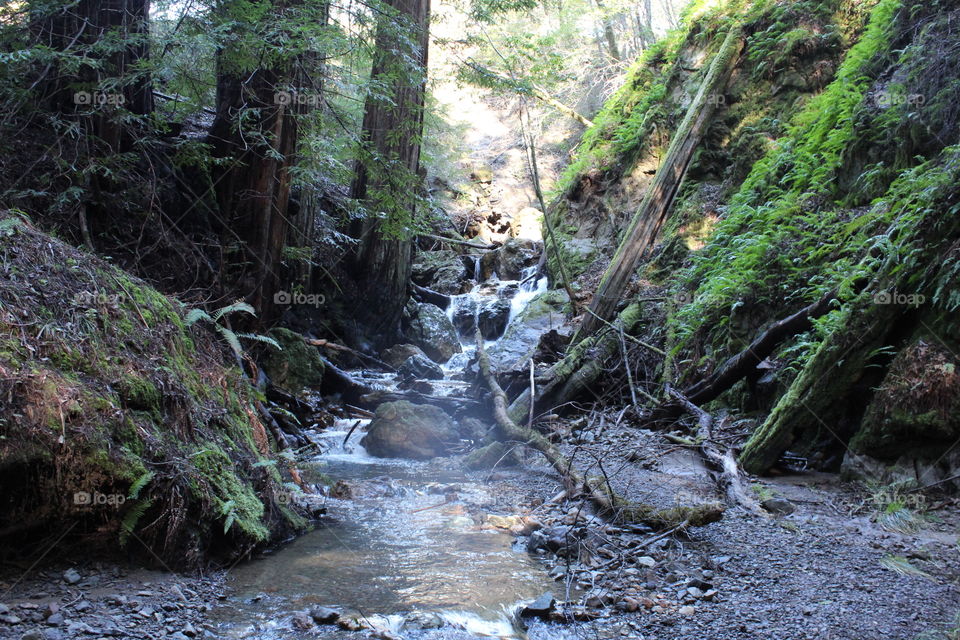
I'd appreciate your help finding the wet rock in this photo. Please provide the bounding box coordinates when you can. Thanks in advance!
[62,569,81,585]
[411,250,466,295]
[402,612,444,629]
[480,238,540,280]
[260,327,325,394]
[381,344,430,369]
[451,299,479,337]
[478,299,511,340]
[762,498,796,515]
[464,441,518,469]
[309,606,340,624]
[291,611,314,631]
[398,354,444,380]
[457,417,488,440]
[360,401,459,459]
[486,290,571,373]
[403,301,461,364]
[330,479,352,499]
[520,592,555,618]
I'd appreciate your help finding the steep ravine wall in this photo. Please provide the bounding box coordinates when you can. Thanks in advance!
[552,0,960,483]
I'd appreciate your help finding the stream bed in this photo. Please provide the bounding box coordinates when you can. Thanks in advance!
[213,427,558,639]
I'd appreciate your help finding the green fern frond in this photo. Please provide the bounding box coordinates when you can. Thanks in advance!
[213,301,256,321]
[184,308,211,327]
[127,470,155,500]
[238,333,282,350]
[119,498,153,547]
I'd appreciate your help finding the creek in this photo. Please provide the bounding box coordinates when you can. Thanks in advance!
[213,264,564,640]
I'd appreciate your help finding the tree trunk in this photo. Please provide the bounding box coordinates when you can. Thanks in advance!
[348,0,431,342]
[575,26,743,341]
[208,0,309,323]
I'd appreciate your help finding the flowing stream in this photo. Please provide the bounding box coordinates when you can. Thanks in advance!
[213,265,558,639]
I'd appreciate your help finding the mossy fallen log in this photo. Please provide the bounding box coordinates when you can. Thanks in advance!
[477,326,723,528]
[506,301,644,424]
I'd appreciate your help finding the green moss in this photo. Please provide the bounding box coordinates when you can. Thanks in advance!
[191,446,270,541]
[116,374,161,411]
[260,327,325,394]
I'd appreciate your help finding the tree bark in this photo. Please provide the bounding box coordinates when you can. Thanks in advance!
[349,0,431,342]
[575,26,743,341]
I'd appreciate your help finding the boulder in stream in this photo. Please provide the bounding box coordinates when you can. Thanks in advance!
[398,354,444,380]
[380,343,430,369]
[411,249,466,295]
[360,401,459,459]
[478,299,511,340]
[480,238,541,280]
[486,289,572,373]
[403,301,461,363]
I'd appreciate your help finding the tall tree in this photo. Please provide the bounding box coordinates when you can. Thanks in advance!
[207,0,322,323]
[348,0,431,342]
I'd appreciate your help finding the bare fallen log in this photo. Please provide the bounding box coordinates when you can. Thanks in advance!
[477,326,723,528]
[418,232,495,250]
[411,282,451,310]
[683,291,835,405]
[668,386,764,515]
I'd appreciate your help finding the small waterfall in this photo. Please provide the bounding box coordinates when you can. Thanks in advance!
[507,265,548,326]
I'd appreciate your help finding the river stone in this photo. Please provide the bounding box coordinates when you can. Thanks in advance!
[398,354,444,380]
[360,401,459,459]
[478,299,511,340]
[260,327,324,394]
[403,301,461,364]
[309,606,340,624]
[381,344,429,369]
[411,250,466,295]
[480,238,541,281]
[520,592,555,618]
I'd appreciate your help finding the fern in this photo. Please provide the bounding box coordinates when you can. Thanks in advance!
[119,498,153,547]
[127,470,155,500]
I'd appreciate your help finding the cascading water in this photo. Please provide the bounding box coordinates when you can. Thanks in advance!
[214,251,556,640]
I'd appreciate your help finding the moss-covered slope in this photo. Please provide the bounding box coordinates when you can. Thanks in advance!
[0,212,306,567]
[556,0,960,479]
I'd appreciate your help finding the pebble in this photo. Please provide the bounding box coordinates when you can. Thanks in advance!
[678,605,696,617]
[61,570,81,586]
[635,556,656,568]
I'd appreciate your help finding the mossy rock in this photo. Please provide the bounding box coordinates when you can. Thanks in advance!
[360,400,459,459]
[464,441,521,469]
[260,327,325,394]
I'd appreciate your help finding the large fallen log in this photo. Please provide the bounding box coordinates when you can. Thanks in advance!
[684,291,836,405]
[575,26,744,340]
[477,326,723,528]
[410,282,451,310]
